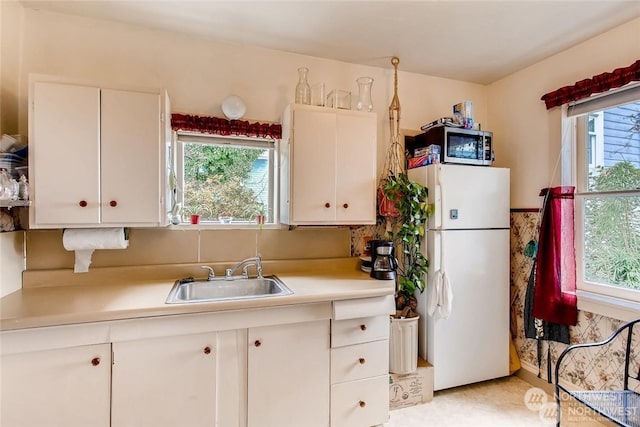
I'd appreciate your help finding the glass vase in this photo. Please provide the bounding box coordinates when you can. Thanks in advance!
[356,76,374,112]
[295,67,311,105]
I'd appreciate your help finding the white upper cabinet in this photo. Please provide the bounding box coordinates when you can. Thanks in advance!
[280,104,377,225]
[29,77,170,228]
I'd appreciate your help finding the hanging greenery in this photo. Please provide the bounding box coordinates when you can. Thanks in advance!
[384,173,432,317]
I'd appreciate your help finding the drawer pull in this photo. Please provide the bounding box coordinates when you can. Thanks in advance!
[91,357,100,366]
[254,340,262,347]
[324,202,331,208]
[358,357,366,365]
[79,200,88,208]
[359,400,366,408]
[203,346,211,355]
[109,200,118,207]
[360,324,367,331]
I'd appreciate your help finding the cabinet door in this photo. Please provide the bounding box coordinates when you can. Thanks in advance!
[336,112,377,224]
[0,343,111,427]
[101,89,162,225]
[247,320,330,427]
[290,108,337,223]
[31,82,101,226]
[111,332,217,427]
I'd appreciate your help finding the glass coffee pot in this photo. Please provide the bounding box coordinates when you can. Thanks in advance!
[370,240,397,280]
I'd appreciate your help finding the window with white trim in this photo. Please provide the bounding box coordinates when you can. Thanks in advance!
[567,84,640,304]
[174,132,277,225]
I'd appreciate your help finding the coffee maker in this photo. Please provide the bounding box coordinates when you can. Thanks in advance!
[369,240,398,280]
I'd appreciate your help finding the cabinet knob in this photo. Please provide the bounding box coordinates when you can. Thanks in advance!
[359,400,366,408]
[324,202,331,208]
[254,340,262,347]
[91,357,100,366]
[358,357,366,365]
[79,200,88,208]
[360,324,367,331]
[343,203,349,209]
[203,346,212,355]
[109,200,118,207]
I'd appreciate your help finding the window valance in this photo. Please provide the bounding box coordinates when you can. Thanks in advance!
[171,113,282,139]
[541,59,640,110]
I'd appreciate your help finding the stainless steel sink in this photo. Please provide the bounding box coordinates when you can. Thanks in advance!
[165,275,293,304]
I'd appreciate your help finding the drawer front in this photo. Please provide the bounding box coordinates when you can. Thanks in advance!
[331,375,389,427]
[331,340,388,384]
[332,295,395,320]
[331,316,389,348]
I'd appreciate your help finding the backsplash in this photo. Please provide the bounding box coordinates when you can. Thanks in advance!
[25,227,351,270]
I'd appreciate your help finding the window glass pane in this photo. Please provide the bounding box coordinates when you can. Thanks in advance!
[586,101,640,191]
[182,143,271,223]
[583,195,640,291]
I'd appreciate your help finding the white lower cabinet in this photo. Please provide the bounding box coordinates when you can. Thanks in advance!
[0,343,111,427]
[0,299,392,427]
[248,320,330,427]
[330,297,393,427]
[111,332,218,427]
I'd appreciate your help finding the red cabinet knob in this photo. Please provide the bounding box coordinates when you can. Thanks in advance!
[203,346,211,355]
[358,357,366,365]
[360,324,367,331]
[79,200,87,208]
[324,202,331,208]
[343,203,349,209]
[91,357,100,366]
[359,400,366,408]
[109,200,117,207]
[254,340,262,347]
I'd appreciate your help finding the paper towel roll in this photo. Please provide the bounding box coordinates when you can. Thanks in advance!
[63,228,129,273]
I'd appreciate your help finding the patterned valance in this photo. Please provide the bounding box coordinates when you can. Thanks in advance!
[171,114,282,139]
[541,59,640,110]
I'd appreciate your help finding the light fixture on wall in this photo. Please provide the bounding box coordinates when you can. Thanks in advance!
[221,95,246,120]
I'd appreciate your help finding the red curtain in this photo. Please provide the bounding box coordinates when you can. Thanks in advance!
[171,114,282,139]
[533,186,578,326]
[541,59,640,110]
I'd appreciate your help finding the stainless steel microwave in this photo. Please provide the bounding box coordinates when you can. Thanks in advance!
[410,126,493,166]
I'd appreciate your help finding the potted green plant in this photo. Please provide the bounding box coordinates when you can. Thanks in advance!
[382,172,431,374]
[383,172,431,315]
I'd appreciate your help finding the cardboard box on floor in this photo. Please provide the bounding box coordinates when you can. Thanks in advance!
[389,357,434,410]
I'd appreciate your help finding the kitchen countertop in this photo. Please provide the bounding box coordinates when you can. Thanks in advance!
[0,258,395,331]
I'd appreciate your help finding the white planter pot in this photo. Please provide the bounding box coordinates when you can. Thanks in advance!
[389,315,420,374]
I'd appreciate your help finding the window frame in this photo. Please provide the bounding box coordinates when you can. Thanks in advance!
[563,89,640,319]
[173,131,279,227]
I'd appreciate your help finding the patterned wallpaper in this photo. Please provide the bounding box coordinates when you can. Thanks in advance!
[510,211,639,392]
[351,212,639,392]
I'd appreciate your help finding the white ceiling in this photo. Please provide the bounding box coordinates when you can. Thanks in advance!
[20,0,640,84]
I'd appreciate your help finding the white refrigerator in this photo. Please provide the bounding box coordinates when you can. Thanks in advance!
[407,164,510,391]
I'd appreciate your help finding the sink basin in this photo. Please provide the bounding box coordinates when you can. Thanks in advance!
[165,275,293,304]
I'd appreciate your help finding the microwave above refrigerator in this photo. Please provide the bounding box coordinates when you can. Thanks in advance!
[407,126,494,166]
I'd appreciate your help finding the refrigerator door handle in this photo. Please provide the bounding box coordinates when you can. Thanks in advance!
[434,184,442,229]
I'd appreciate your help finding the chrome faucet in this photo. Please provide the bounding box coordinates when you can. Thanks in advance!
[200,266,216,281]
[226,255,263,279]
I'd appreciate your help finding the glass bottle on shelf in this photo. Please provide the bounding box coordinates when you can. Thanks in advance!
[356,76,374,112]
[295,67,311,105]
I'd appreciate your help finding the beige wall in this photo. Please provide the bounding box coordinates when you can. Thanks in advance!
[488,16,640,208]
[7,6,488,179]
[2,4,638,268]
[0,0,23,135]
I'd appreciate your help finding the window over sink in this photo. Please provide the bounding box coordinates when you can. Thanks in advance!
[173,132,277,225]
